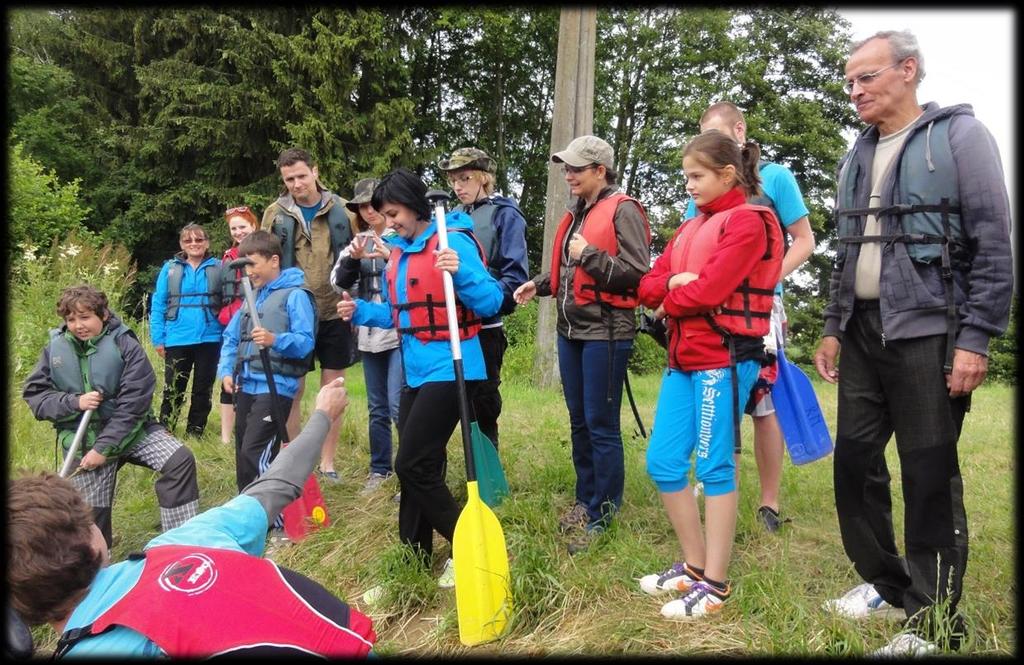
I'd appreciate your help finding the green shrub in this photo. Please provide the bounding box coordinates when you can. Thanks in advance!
[9,232,138,383]
[628,328,666,375]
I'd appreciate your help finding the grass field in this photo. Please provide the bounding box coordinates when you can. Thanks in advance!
[8,356,1015,656]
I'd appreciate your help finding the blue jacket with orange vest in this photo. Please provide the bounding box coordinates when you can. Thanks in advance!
[350,211,503,388]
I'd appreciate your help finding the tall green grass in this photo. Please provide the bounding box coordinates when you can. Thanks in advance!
[7,240,1015,655]
[9,363,1014,656]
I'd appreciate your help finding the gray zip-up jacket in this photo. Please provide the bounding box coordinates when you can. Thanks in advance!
[823,102,1013,356]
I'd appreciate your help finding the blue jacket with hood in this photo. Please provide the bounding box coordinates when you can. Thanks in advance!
[351,211,503,387]
[150,254,225,348]
[217,267,316,399]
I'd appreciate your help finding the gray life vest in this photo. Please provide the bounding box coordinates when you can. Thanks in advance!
[47,326,146,456]
[458,198,514,279]
[165,259,224,321]
[238,287,318,378]
[834,116,965,373]
[270,196,353,269]
[355,257,385,302]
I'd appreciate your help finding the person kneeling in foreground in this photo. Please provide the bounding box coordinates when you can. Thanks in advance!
[636,130,782,619]
[8,378,376,658]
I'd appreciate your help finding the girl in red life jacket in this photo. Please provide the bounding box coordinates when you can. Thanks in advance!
[635,130,783,620]
[218,206,258,444]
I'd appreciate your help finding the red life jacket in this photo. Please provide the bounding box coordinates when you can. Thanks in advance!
[668,203,782,340]
[386,229,486,342]
[550,193,651,309]
[59,544,375,658]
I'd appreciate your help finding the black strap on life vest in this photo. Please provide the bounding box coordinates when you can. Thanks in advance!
[394,294,481,337]
[837,198,960,373]
[703,315,741,456]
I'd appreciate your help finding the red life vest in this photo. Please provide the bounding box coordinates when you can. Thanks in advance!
[668,203,783,339]
[550,193,651,309]
[386,229,486,342]
[66,544,375,658]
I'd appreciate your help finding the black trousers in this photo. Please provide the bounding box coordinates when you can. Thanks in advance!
[234,391,294,493]
[472,326,508,447]
[160,341,221,436]
[834,303,969,644]
[395,380,478,561]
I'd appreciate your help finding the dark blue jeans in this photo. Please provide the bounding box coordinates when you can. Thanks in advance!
[557,335,633,528]
[362,346,403,475]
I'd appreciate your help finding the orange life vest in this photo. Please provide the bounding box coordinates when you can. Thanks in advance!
[668,203,783,339]
[385,229,486,342]
[550,193,651,309]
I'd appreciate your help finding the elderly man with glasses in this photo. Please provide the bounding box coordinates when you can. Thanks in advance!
[815,29,1013,656]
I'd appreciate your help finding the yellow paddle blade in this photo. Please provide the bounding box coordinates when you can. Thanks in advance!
[453,481,512,646]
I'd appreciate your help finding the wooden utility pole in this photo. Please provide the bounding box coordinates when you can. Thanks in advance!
[533,6,597,388]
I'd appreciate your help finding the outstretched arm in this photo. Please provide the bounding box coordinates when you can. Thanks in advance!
[242,378,349,521]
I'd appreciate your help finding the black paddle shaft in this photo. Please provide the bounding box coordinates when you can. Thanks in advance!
[230,257,290,445]
[425,189,477,484]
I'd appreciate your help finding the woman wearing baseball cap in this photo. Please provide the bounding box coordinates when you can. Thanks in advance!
[513,135,651,554]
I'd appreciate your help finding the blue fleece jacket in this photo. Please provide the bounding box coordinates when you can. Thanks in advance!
[217,267,316,399]
[150,255,225,348]
[351,211,503,387]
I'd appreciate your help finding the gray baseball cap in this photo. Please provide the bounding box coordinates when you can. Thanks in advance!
[346,177,380,212]
[551,135,614,170]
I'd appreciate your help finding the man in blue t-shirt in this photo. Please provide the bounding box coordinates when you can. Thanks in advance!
[684,102,815,533]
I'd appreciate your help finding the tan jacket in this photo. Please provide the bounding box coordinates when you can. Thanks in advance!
[261,189,358,322]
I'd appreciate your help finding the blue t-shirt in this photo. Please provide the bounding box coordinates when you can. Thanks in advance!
[684,162,809,295]
[298,200,323,234]
[62,495,268,658]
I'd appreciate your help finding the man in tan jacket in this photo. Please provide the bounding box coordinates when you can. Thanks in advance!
[262,148,358,483]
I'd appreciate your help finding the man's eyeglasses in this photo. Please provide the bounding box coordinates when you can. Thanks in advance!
[562,164,597,175]
[843,60,904,94]
[225,205,251,216]
[446,173,475,186]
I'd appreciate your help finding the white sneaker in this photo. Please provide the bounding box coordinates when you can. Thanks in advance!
[438,558,455,588]
[823,583,906,620]
[359,472,391,496]
[870,632,938,657]
[660,581,729,620]
[362,585,385,606]
[639,562,702,596]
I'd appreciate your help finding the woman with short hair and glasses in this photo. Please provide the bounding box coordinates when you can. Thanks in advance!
[150,223,225,438]
[513,135,651,554]
[216,206,259,443]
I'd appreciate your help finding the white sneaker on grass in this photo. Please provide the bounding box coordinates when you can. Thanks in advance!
[362,585,385,606]
[870,632,938,657]
[639,562,702,596]
[660,581,729,620]
[438,558,455,588]
[823,582,906,620]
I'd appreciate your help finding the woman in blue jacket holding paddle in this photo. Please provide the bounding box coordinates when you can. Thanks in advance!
[337,168,503,587]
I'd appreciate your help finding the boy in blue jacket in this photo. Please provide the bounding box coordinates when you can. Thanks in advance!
[218,231,317,493]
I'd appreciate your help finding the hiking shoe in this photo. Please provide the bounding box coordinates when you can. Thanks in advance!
[567,524,604,555]
[438,558,455,588]
[660,581,730,620]
[870,632,938,657]
[360,472,392,496]
[558,502,589,534]
[757,505,789,533]
[639,562,703,596]
[822,582,906,620]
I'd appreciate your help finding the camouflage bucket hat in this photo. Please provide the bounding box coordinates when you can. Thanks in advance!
[346,177,380,212]
[437,147,496,174]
